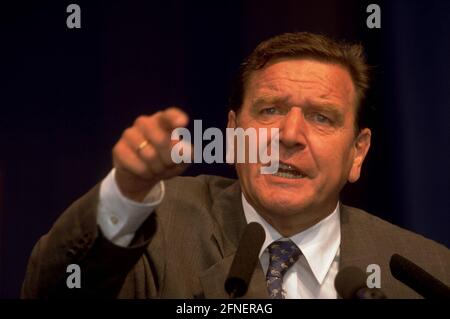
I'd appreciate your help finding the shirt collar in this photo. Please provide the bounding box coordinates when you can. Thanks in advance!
[241,193,341,284]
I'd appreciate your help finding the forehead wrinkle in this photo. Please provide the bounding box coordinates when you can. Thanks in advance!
[251,78,347,108]
[247,61,356,108]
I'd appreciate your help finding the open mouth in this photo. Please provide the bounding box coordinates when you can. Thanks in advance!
[272,162,306,179]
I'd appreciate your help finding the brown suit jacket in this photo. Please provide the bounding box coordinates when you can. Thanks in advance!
[21,175,450,298]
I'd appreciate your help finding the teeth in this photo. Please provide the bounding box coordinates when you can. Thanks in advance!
[279,163,293,170]
[272,171,304,179]
[273,163,305,179]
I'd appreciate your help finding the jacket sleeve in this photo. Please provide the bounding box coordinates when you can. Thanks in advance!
[21,184,163,298]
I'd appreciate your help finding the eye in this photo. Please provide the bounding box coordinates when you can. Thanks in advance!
[310,113,332,124]
[260,107,279,115]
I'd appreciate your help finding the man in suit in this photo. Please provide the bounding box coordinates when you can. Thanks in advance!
[22,32,450,299]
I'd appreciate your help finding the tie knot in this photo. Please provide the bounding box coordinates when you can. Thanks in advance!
[267,239,301,278]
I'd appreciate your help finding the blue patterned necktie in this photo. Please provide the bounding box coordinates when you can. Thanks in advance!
[266,239,302,299]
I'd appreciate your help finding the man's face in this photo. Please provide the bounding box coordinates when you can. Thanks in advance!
[228,58,371,226]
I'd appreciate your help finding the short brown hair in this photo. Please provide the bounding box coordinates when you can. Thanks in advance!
[229,32,370,131]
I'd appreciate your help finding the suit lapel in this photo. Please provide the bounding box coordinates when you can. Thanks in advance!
[198,180,269,298]
[339,204,379,271]
[339,205,402,297]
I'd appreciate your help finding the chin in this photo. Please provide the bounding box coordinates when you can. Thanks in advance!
[256,191,312,216]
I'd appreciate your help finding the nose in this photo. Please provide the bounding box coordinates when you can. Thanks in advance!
[279,107,306,149]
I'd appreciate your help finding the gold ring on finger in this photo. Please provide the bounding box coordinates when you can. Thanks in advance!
[137,140,149,152]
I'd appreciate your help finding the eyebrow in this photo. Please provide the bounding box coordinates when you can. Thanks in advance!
[251,95,292,108]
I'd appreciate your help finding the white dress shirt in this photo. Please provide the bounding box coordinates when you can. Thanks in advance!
[241,194,340,299]
[97,169,340,298]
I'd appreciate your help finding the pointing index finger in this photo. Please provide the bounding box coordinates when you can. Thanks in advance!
[159,107,189,131]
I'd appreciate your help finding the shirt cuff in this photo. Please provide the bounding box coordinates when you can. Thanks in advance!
[97,168,165,247]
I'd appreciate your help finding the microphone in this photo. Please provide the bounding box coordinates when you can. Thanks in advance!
[224,222,266,298]
[390,254,450,299]
[335,266,387,299]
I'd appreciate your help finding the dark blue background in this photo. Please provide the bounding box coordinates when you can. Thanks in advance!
[1,0,449,298]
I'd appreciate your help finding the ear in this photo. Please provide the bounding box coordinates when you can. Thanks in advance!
[226,110,238,166]
[348,128,371,183]
[227,110,237,129]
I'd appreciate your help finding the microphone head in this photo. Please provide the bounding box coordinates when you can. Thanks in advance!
[390,254,417,284]
[335,266,387,299]
[224,222,265,298]
[390,253,450,299]
[335,266,367,299]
